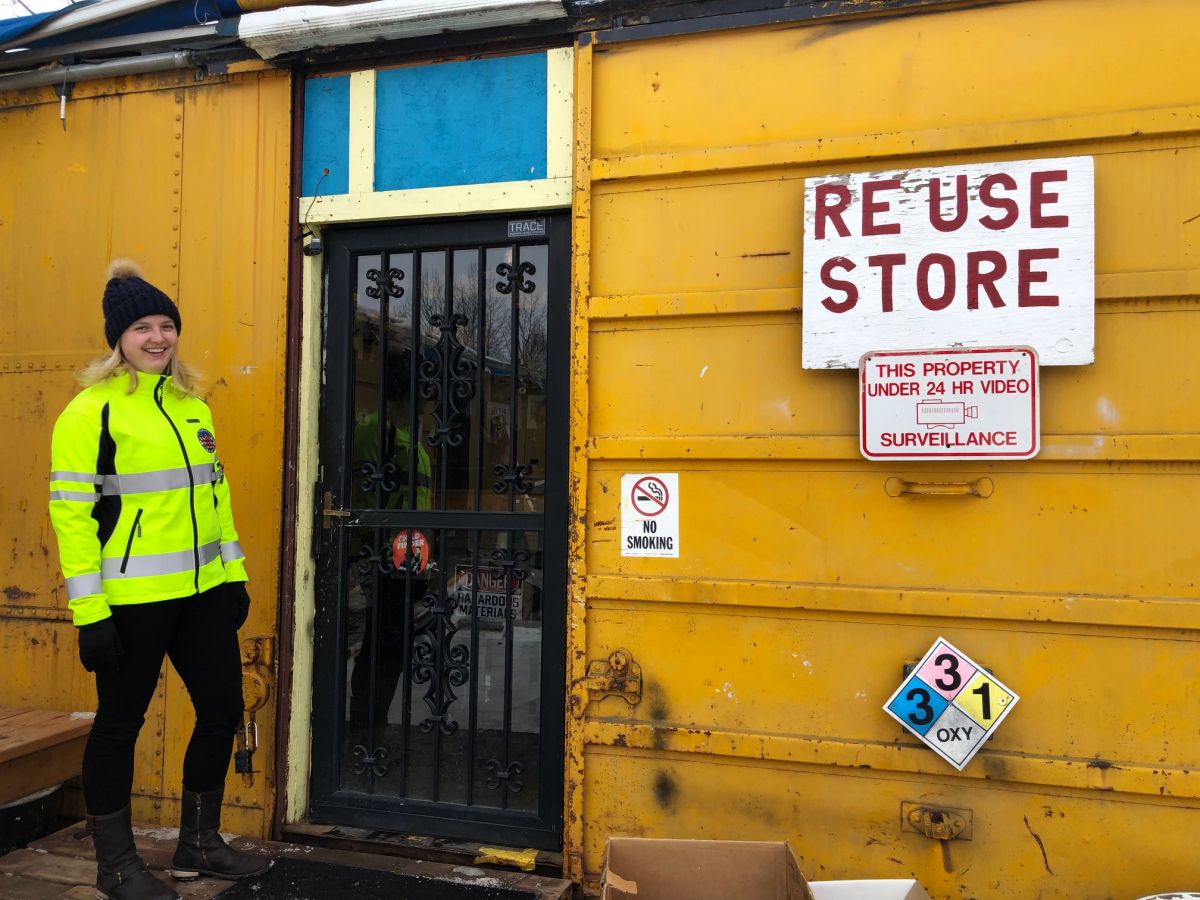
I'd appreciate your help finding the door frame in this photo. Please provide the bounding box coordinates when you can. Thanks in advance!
[306,212,570,849]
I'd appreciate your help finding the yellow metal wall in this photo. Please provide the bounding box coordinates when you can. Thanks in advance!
[0,65,291,837]
[567,1,1200,896]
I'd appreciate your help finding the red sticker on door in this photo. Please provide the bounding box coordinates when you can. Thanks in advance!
[391,529,430,575]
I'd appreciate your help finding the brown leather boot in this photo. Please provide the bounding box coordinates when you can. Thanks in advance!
[169,787,273,881]
[89,806,180,900]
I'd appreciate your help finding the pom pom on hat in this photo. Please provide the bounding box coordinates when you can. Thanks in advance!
[102,258,181,349]
[106,258,143,282]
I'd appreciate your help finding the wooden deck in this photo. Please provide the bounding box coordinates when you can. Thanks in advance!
[0,708,573,898]
[0,821,575,899]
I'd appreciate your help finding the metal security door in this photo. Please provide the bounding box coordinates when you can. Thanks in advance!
[311,215,568,848]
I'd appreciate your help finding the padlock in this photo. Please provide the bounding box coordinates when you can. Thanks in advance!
[234,748,254,775]
[234,716,259,784]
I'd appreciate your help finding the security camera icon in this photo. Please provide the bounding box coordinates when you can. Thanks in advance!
[916,399,979,429]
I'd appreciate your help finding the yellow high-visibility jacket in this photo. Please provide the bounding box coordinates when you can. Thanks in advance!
[48,370,247,626]
[351,412,433,510]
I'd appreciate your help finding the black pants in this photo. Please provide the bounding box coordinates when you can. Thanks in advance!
[82,584,244,816]
[348,574,433,727]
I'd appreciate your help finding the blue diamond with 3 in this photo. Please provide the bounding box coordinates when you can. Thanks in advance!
[886,676,950,736]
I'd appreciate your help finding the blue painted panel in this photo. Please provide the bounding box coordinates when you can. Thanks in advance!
[302,75,350,196]
[375,54,547,192]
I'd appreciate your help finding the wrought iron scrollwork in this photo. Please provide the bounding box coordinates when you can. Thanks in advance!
[351,744,389,777]
[495,261,536,296]
[359,460,399,494]
[492,462,533,495]
[489,546,530,587]
[419,313,476,448]
[365,267,404,300]
[411,590,470,735]
[355,542,396,577]
[483,759,525,793]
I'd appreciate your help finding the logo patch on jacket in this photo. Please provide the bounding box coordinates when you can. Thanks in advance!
[196,428,216,453]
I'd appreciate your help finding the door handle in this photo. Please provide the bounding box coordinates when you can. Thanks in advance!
[885,477,994,498]
[321,490,351,530]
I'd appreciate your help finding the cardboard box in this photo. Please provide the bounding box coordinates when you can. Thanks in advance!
[809,880,931,900]
[601,838,814,900]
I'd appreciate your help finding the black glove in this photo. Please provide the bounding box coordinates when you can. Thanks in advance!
[228,581,251,629]
[77,618,123,674]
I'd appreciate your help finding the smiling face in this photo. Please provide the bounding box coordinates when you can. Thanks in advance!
[118,314,178,375]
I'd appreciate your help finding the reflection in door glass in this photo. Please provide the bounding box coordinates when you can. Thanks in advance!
[347,246,551,516]
[337,238,554,817]
[350,253,424,513]
[314,218,564,848]
[516,245,548,512]
[341,526,542,814]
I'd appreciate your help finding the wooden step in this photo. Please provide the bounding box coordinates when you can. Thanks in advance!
[0,708,91,808]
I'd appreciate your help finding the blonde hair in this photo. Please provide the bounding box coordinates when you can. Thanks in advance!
[78,345,202,397]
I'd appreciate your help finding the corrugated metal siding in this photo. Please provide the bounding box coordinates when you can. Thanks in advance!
[0,65,291,837]
[566,1,1200,896]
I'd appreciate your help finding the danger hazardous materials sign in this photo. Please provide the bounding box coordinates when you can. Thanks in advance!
[883,637,1020,771]
[621,473,679,558]
[860,346,1039,461]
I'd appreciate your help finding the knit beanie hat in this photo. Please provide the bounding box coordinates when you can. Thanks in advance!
[102,259,182,348]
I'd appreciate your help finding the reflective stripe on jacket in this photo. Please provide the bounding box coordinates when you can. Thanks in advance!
[351,413,433,510]
[49,370,247,626]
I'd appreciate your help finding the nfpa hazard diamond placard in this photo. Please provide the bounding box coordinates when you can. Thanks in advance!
[883,637,1020,771]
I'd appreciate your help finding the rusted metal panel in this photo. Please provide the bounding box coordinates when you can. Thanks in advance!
[568,0,1200,896]
[0,68,290,837]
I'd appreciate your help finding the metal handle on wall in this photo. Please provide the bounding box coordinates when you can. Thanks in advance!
[885,477,994,498]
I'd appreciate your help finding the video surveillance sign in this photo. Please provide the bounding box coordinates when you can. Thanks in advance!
[860,346,1039,461]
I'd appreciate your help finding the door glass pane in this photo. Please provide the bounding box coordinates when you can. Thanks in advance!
[339,525,542,814]
[351,253,419,512]
[483,247,514,514]
[516,244,548,515]
[324,222,559,841]
[440,248,481,512]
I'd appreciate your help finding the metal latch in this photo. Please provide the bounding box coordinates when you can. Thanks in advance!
[237,636,275,787]
[321,490,350,531]
[901,802,972,841]
[577,648,642,716]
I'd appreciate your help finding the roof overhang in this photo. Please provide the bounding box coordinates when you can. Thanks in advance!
[237,0,566,60]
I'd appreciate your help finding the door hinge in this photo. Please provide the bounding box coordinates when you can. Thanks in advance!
[574,648,642,718]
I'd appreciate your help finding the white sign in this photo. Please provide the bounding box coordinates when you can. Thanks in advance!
[860,347,1039,461]
[883,637,1020,771]
[451,565,521,620]
[621,473,679,558]
[803,156,1094,369]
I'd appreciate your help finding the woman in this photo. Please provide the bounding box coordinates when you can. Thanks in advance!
[48,260,272,900]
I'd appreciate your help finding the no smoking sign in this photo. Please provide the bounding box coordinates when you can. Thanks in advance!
[621,473,679,558]
[883,637,1019,770]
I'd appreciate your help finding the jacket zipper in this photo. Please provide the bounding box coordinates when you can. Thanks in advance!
[119,508,144,574]
[155,377,200,592]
